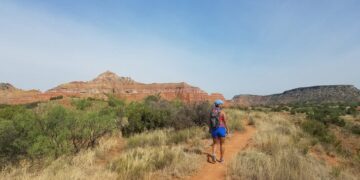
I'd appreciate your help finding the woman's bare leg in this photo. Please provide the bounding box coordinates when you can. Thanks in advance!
[220,137,226,161]
[212,138,217,155]
[211,138,218,162]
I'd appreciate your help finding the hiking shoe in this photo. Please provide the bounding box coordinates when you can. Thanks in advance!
[211,154,216,163]
[218,158,224,164]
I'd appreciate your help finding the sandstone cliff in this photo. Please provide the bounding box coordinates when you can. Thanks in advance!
[0,83,46,104]
[232,85,360,106]
[0,71,225,104]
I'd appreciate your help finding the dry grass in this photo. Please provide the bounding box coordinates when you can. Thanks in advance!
[111,127,207,180]
[110,146,201,180]
[126,127,207,149]
[227,111,358,180]
[0,135,121,180]
[0,127,207,180]
[0,125,208,180]
[224,109,246,132]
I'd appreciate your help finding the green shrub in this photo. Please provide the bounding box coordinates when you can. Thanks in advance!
[0,106,26,120]
[50,95,63,101]
[68,107,117,153]
[108,95,125,107]
[0,109,37,165]
[351,124,360,135]
[122,98,210,136]
[71,99,92,110]
[0,95,213,166]
[122,101,172,136]
[0,103,118,165]
[301,120,336,144]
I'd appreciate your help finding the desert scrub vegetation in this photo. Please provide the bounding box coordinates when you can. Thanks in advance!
[109,126,208,179]
[0,94,217,179]
[0,135,120,180]
[0,103,118,167]
[110,121,211,180]
[0,126,208,180]
[0,95,211,167]
[227,111,358,180]
[224,109,246,131]
[126,127,207,149]
[110,144,201,180]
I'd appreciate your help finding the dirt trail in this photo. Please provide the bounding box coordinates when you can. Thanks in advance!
[188,124,256,180]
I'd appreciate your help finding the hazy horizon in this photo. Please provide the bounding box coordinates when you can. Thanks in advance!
[1,0,359,99]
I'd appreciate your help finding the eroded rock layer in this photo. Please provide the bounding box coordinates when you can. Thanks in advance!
[0,71,225,104]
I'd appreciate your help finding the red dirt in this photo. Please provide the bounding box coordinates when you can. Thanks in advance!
[188,124,256,180]
[309,148,340,167]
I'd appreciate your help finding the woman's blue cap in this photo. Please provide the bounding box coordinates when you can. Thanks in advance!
[214,99,224,105]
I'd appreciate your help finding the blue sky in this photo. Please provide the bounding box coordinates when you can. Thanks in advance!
[0,0,359,98]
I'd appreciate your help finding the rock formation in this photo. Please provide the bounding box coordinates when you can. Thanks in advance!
[232,85,360,106]
[0,83,45,104]
[0,71,225,105]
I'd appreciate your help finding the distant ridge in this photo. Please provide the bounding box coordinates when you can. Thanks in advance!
[232,85,360,106]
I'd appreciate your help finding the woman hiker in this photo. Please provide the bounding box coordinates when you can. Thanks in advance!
[209,99,228,163]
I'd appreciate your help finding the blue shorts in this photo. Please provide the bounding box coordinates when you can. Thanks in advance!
[211,127,227,138]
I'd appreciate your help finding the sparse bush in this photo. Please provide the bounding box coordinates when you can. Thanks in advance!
[0,105,26,120]
[71,99,92,110]
[248,116,255,126]
[69,108,117,153]
[0,102,118,165]
[122,98,211,136]
[350,124,360,135]
[301,119,336,144]
[225,109,244,131]
[108,95,125,107]
[0,108,37,165]
[50,95,63,101]
[122,101,171,136]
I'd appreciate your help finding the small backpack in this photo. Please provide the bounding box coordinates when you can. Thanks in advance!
[210,107,221,129]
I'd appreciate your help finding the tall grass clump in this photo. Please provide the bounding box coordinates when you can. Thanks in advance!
[126,127,207,149]
[126,130,169,149]
[224,109,245,131]
[115,127,207,179]
[110,146,201,180]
